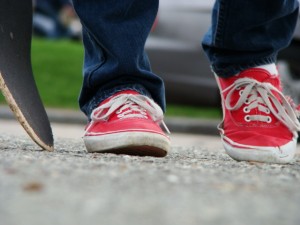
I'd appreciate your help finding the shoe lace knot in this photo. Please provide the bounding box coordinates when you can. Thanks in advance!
[223,77,300,132]
[90,94,170,133]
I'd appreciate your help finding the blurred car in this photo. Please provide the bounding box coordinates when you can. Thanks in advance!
[146,0,300,106]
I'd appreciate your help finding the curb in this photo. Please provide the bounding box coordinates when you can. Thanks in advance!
[0,105,219,136]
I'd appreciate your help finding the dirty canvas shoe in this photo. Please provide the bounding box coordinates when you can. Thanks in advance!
[83,90,170,157]
[216,68,300,163]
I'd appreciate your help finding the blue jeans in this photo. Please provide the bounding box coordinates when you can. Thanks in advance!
[72,0,299,117]
[72,0,163,117]
[202,0,299,77]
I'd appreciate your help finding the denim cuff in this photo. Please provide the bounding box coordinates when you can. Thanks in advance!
[81,84,152,119]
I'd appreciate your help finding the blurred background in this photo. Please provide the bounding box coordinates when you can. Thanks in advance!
[10,0,300,119]
[32,0,81,40]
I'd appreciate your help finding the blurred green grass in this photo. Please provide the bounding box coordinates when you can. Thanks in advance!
[0,38,221,119]
[31,38,84,108]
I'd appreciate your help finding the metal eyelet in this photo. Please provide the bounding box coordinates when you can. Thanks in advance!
[265,108,270,114]
[244,99,250,104]
[244,115,251,122]
[243,107,250,113]
[267,116,272,123]
[239,90,244,96]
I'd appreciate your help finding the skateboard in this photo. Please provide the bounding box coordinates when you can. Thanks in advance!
[0,0,54,151]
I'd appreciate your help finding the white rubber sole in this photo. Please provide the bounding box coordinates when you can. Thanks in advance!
[83,131,170,157]
[222,138,297,164]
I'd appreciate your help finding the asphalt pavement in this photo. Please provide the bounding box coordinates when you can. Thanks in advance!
[0,108,300,225]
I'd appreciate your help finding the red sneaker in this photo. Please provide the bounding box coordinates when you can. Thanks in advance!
[216,68,300,163]
[83,90,170,157]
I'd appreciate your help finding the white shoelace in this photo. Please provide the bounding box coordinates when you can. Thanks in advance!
[222,78,300,132]
[86,94,170,134]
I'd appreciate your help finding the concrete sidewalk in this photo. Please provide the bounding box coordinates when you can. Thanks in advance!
[0,133,300,225]
[1,106,300,225]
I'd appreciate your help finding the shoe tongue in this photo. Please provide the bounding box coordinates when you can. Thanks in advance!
[100,90,140,106]
[238,68,281,89]
[238,68,273,82]
[98,90,148,121]
[113,90,140,96]
[219,68,280,90]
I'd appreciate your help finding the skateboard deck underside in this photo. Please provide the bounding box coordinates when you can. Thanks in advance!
[0,0,54,151]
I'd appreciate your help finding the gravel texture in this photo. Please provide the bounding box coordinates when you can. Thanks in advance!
[0,135,300,225]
